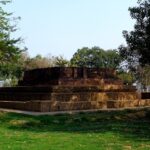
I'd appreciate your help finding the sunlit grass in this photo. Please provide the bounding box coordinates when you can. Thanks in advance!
[0,109,150,150]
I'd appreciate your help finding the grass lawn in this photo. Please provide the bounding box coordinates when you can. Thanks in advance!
[0,109,150,150]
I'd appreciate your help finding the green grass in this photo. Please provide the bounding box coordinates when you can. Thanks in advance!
[0,109,150,150]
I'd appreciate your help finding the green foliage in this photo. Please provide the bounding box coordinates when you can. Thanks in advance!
[138,65,150,86]
[71,47,121,69]
[117,71,135,85]
[0,63,23,79]
[55,55,69,67]
[3,77,18,87]
[0,0,24,79]
[119,0,150,67]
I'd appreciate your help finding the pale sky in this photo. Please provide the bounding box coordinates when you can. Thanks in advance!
[7,0,137,59]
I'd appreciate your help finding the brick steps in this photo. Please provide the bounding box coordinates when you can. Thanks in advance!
[0,85,138,101]
[0,92,138,101]
[107,99,150,108]
[0,93,51,101]
[0,86,141,112]
[0,100,106,112]
[0,85,136,93]
[0,99,150,112]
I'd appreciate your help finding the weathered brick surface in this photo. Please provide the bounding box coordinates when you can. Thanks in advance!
[18,67,120,86]
[107,100,140,108]
[0,67,149,112]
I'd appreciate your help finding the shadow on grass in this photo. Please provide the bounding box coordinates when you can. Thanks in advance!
[1,108,150,141]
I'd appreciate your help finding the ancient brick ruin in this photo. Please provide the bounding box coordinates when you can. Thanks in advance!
[0,67,149,112]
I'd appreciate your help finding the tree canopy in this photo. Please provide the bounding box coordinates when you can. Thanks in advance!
[119,0,150,67]
[0,0,24,79]
[70,47,121,69]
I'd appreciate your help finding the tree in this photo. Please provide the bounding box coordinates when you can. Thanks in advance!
[70,47,121,69]
[105,50,122,69]
[23,54,51,70]
[55,55,69,67]
[0,0,24,79]
[117,71,135,85]
[21,54,69,70]
[137,64,150,87]
[119,0,150,67]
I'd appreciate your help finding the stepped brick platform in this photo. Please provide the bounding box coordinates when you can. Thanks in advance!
[0,67,149,112]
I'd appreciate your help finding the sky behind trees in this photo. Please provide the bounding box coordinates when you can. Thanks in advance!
[7,0,137,59]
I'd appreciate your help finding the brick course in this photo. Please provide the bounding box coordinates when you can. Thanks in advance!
[0,67,149,112]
